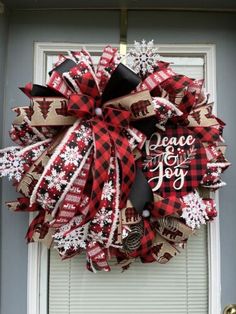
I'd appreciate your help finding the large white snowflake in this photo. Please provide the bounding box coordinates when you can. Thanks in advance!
[101,181,115,202]
[0,148,24,182]
[88,230,104,244]
[31,145,46,161]
[181,191,209,229]
[60,146,82,166]
[45,169,68,191]
[128,40,160,76]
[93,207,112,227]
[74,124,92,145]
[54,217,90,254]
[37,192,56,210]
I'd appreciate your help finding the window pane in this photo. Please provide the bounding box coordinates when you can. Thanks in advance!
[49,226,208,314]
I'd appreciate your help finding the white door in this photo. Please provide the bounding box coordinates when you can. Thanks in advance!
[29,43,220,314]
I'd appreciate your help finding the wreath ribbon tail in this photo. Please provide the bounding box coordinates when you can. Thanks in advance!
[30,120,93,215]
[86,243,110,272]
[105,155,121,248]
[103,106,136,208]
[84,119,111,222]
[109,130,135,208]
[49,151,93,229]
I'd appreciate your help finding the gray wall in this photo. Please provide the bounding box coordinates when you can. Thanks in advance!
[0,9,8,313]
[1,9,236,314]
[0,11,8,149]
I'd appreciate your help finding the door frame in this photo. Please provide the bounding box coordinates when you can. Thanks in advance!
[27,42,220,314]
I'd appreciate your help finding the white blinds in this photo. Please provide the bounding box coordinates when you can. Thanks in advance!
[49,226,208,314]
[48,55,208,314]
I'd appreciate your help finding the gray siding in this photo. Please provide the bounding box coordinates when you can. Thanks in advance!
[1,9,236,313]
[0,9,8,313]
[0,12,8,145]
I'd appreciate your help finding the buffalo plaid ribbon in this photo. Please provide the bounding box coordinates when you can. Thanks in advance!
[189,126,222,143]
[161,74,193,95]
[64,57,136,221]
[150,196,183,218]
[174,91,197,123]
[67,96,135,221]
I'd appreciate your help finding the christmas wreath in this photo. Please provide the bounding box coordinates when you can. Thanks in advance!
[0,40,230,272]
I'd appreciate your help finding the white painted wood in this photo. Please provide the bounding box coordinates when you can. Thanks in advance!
[29,42,220,314]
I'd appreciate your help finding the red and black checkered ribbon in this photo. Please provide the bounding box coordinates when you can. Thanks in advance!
[64,58,137,222]
[150,196,183,218]
[161,74,193,95]
[188,126,222,143]
[68,95,135,221]
[172,91,197,124]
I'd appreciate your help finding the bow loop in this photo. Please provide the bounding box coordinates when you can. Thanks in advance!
[68,94,96,118]
[68,61,101,103]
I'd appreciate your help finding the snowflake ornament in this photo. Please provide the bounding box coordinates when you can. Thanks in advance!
[54,216,90,254]
[181,190,209,229]
[0,148,24,182]
[128,40,160,76]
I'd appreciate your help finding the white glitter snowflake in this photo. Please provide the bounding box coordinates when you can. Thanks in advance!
[37,192,56,210]
[93,207,112,227]
[60,146,82,166]
[74,124,92,145]
[45,169,68,191]
[0,148,24,182]
[31,145,46,161]
[88,230,104,244]
[101,181,115,202]
[181,191,209,229]
[54,217,90,254]
[128,40,160,76]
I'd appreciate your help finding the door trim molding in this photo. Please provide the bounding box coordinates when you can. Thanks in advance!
[28,42,220,314]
